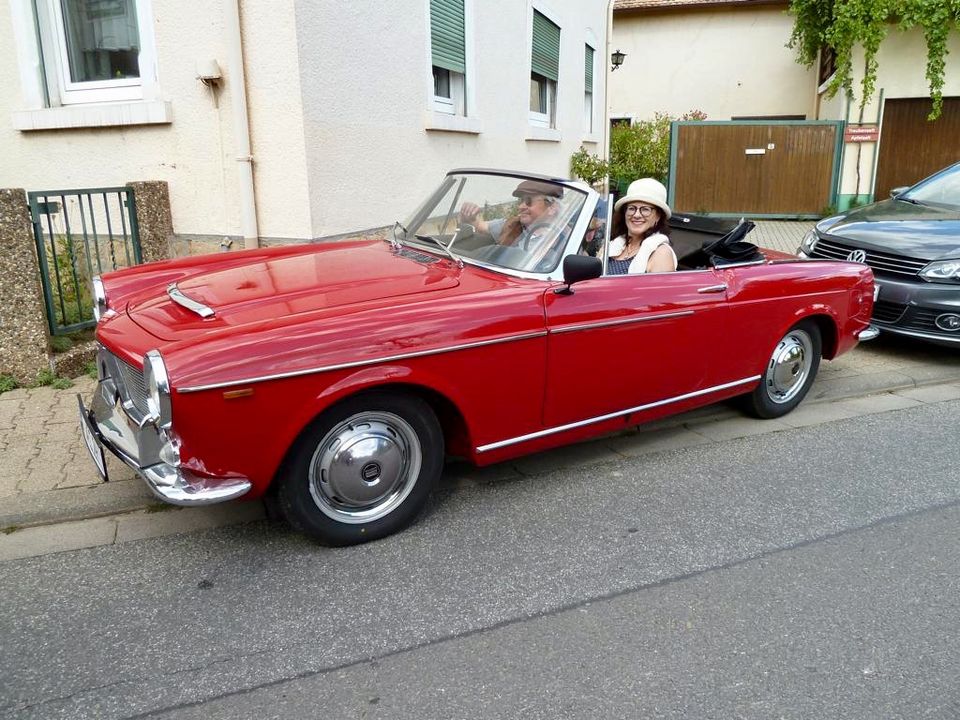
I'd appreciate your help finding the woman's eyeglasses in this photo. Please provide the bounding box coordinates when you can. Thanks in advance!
[625,205,656,218]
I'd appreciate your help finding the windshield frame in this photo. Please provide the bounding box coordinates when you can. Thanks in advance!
[402,168,599,281]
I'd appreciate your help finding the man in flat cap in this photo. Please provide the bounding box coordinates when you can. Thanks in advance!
[458,179,564,250]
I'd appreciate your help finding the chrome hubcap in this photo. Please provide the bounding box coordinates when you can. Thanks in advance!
[308,411,421,524]
[764,330,813,404]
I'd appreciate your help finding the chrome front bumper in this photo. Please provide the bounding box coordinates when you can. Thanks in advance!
[858,326,880,341]
[81,373,252,506]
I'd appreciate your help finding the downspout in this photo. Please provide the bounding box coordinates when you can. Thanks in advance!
[602,0,616,196]
[225,0,259,249]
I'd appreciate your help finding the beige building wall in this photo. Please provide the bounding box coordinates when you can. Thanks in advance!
[0,0,313,244]
[2,0,607,245]
[610,5,816,122]
[296,0,608,237]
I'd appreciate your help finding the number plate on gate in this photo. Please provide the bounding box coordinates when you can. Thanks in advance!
[77,395,108,482]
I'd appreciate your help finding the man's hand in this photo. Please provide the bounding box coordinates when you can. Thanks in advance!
[458,202,489,234]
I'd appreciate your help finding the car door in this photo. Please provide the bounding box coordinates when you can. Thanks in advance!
[542,268,731,428]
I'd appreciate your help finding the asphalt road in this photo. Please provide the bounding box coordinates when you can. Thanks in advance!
[1,400,959,719]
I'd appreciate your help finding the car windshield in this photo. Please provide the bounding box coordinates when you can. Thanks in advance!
[402,172,588,274]
[901,163,960,210]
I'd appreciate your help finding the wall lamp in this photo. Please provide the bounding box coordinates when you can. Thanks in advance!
[611,49,626,71]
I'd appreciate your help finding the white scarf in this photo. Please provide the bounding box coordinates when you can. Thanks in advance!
[607,233,676,274]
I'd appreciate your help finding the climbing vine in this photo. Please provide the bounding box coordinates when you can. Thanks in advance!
[788,0,960,119]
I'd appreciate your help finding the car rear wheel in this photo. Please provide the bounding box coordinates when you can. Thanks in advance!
[278,392,443,545]
[746,320,821,419]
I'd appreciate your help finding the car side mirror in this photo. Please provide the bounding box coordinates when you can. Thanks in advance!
[890,186,908,198]
[555,255,602,295]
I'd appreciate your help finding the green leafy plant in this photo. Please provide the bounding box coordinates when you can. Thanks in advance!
[0,375,19,394]
[569,110,707,191]
[29,369,73,390]
[788,0,958,120]
[570,147,609,187]
[49,335,74,353]
[83,361,99,379]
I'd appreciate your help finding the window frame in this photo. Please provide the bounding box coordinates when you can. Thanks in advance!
[584,43,595,133]
[528,6,560,130]
[529,72,555,128]
[32,0,159,107]
[428,0,469,117]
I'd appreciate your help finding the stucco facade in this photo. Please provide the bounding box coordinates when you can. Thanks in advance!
[611,0,960,210]
[1,0,608,246]
[610,3,815,122]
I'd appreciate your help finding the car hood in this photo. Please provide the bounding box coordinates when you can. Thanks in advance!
[127,242,461,341]
[819,198,960,260]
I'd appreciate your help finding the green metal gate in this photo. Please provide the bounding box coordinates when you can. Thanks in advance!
[29,187,141,335]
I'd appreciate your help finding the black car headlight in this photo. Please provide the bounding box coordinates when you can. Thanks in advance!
[919,259,960,283]
[143,350,172,429]
[799,229,819,255]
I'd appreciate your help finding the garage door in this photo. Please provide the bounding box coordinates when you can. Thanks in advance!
[671,121,842,217]
[874,97,960,199]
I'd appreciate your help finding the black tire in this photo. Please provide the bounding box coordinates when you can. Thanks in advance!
[277,392,443,546]
[745,320,822,419]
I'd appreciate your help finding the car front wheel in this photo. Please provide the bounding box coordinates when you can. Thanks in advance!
[746,320,821,419]
[278,392,443,545]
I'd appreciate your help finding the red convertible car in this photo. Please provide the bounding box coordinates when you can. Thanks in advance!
[80,169,875,545]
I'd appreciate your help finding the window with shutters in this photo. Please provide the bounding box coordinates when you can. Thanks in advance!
[529,9,559,129]
[430,0,467,115]
[584,44,594,133]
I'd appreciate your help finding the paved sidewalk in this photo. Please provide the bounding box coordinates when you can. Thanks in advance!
[750,220,814,254]
[2,330,959,561]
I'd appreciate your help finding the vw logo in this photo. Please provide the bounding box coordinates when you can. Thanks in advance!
[935,313,960,332]
[847,249,867,263]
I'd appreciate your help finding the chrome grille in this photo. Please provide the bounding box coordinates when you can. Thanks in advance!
[811,237,927,278]
[117,358,150,415]
[98,346,150,418]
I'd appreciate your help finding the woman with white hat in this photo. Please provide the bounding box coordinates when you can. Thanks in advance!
[607,178,677,274]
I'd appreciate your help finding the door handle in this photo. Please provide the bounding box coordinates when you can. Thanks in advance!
[697,284,727,294]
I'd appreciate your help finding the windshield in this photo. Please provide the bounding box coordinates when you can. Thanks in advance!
[403,172,588,274]
[902,163,960,210]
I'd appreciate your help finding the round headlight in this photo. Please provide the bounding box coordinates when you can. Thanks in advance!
[92,276,107,321]
[143,350,172,428]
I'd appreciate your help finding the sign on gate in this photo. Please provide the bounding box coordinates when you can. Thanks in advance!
[843,124,880,143]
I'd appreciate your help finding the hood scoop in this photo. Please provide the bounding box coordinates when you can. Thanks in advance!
[167,283,215,318]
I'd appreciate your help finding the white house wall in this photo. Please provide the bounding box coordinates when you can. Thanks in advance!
[610,5,816,122]
[0,1,310,244]
[2,1,606,245]
[294,0,608,238]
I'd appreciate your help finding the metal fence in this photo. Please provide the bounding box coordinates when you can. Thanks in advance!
[29,187,141,335]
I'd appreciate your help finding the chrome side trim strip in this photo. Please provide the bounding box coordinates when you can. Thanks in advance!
[549,310,695,334]
[179,330,550,393]
[475,375,762,453]
[167,283,215,318]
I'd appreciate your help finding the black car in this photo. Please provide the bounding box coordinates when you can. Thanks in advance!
[799,161,960,347]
